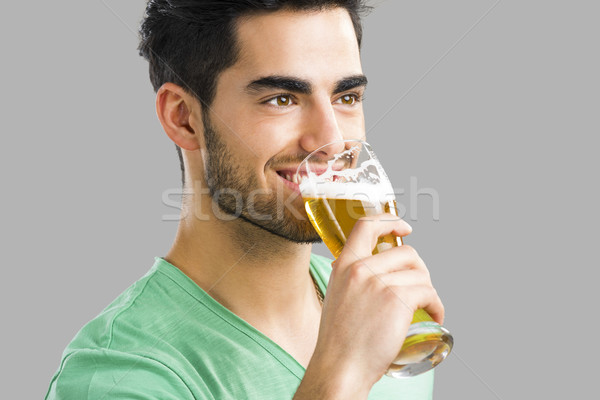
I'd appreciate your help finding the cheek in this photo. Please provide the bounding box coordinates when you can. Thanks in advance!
[236,112,302,164]
[337,109,365,139]
[248,112,301,143]
[209,112,268,169]
[230,119,287,179]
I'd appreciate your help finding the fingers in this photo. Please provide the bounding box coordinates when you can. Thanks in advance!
[336,244,427,278]
[334,241,443,325]
[337,214,412,266]
[384,285,445,326]
[358,244,427,275]
[329,214,445,326]
[364,268,440,324]
[373,268,432,288]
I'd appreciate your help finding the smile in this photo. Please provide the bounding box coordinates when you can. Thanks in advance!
[275,169,309,185]
[274,169,310,195]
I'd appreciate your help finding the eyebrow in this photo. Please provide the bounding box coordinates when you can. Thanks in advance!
[333,75,368,94]
[245,74,368,96]
[246,76,312,95]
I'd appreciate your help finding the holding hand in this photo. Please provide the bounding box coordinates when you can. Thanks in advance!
[296,214,445,399]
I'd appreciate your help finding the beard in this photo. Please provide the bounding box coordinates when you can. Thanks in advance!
[201,113,321,244]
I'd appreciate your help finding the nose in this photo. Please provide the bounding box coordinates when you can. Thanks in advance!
[299,99,345,157]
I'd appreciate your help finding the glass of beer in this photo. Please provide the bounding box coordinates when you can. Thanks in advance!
[297,139,453,378]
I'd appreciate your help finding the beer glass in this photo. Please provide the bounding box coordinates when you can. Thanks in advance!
[297,139,453,378]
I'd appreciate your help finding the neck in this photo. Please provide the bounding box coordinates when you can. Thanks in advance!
[164,193,321,331]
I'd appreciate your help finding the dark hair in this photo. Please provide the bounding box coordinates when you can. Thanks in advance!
[138,0,371,186]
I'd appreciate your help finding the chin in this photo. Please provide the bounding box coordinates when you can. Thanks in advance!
[237,213,321,244]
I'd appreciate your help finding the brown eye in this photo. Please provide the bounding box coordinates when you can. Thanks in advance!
[265,95,295,107]
[340,95,355,105]
[276,95,291,106]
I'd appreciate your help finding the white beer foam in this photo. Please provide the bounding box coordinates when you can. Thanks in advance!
[299,180,395,203]
[299,144,396,203]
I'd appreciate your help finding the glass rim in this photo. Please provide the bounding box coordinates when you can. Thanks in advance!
[297,139,372,176]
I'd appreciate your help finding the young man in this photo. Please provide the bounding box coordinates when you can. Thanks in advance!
[46,1,445,398]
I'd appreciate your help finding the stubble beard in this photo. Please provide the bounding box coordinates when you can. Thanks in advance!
[202,114,322,245]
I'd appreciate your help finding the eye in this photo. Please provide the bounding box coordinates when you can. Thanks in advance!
[335,94,360,105]
[266,95,294,107]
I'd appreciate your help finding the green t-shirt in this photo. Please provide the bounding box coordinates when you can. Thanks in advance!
[46,254,433,399]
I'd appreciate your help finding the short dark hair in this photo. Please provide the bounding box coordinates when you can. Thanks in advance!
[138,0,371,186]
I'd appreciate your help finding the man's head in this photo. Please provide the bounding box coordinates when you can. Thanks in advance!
[138,1,370,243]
[139,0,370,185]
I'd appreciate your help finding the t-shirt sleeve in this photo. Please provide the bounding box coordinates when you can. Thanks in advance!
[45,348,204,400]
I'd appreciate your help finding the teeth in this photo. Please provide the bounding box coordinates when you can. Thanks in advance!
[279,171,308,184]
[294,173,308,184]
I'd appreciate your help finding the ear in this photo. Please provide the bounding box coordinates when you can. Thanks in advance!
[155,83,202,151]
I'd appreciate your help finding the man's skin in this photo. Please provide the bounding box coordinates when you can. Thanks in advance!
[155,8,444,399]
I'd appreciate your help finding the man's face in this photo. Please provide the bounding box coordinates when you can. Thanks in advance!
[201,8,366,243]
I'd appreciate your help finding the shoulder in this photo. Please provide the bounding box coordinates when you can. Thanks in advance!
[68,258,209,351]
[46,259,217,399]
[65,262,166,351]
[45,348,201,400]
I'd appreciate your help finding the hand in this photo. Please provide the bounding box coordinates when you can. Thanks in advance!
[301,214,445,397]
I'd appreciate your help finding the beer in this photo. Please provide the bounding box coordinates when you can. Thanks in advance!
[300,180,398,255]
[298,139,453,378]
[301,182,453,377]
[303,197,401,258]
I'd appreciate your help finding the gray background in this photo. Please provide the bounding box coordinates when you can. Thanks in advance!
[1,0,598,398]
